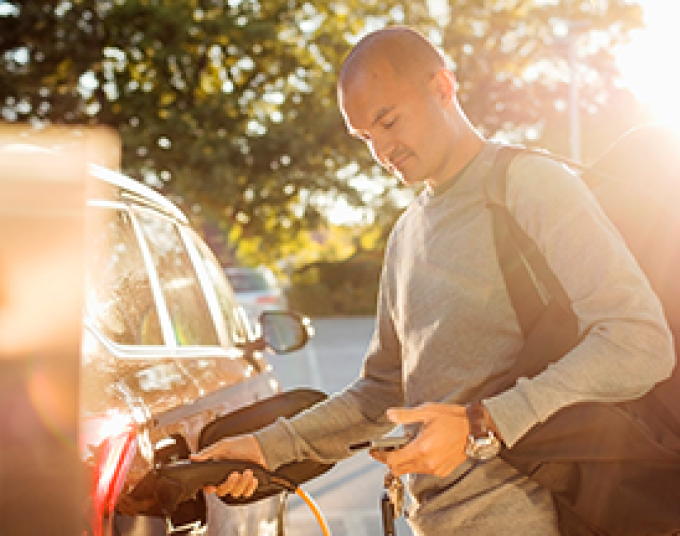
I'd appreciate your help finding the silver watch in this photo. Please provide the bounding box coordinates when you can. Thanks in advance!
[465,402,501,461]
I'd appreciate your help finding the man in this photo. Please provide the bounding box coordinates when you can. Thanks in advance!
[193,27,674,534]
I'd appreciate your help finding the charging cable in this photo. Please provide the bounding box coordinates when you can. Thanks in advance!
[294,486,331,536]
[154,459,332,535]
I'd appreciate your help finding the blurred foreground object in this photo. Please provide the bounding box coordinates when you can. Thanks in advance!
[0,125,119,535]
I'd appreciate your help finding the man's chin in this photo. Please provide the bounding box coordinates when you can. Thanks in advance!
[395,171,422,187]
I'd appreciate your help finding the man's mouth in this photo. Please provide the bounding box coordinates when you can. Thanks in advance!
[388,150,412,171]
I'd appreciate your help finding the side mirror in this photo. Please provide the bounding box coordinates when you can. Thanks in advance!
[259,311,313,354]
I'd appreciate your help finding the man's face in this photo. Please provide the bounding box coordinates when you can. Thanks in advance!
[338,60,447,187]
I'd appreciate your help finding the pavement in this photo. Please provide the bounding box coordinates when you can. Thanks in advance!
[270,316,413,536]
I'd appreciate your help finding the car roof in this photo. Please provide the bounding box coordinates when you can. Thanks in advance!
[88,163,187,224]
[0,140,188,224]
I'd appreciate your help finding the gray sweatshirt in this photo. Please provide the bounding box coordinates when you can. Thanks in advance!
[256,141,675,535]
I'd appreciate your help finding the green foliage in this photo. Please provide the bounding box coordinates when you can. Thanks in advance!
[288,247,383,316]
[0,0,423,248]
[434,0,645,142]
[0,0,647,269]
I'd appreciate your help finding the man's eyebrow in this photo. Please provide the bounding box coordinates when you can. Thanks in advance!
[371,106,396,127]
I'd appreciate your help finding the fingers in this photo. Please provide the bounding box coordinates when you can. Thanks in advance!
[208,469,259,499]
[371,437,467,478]
[370,443,424,478]
[190,443,220,462]
[386,403,453,427]
[372,403,470,478]
[386,405,431,426]
[369,435,420,477]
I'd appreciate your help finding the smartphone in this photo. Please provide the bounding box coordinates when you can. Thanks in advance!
[349,434,412,453]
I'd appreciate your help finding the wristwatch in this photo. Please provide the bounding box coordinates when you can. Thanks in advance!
[465,401,501,461]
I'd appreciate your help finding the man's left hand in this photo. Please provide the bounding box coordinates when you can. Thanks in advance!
[370,403,470,478]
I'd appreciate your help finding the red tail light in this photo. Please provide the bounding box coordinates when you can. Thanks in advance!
[82,412,138,536]
[255,295,279,305]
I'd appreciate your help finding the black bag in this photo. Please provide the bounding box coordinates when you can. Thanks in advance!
[483,125,680,536]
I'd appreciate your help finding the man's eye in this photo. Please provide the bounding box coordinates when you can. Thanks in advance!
[383,118,397,129]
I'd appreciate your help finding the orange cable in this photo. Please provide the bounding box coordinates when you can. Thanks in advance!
[295,486,332,536]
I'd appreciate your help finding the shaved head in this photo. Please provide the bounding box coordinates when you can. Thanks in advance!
[338,26,447,91]
[336,25,482,190]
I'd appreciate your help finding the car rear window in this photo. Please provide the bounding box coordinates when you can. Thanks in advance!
[226,271,270,292]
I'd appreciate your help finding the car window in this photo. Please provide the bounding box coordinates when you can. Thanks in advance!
[227,271,271,292]
[134,209,220,347]
[85,206,164,346]
[189,232,249,347]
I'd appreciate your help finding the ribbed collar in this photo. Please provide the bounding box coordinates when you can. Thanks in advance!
[422,141,502,203]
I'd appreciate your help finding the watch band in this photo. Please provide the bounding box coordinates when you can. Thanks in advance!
[466,401,490,435]
[465,401,501,460]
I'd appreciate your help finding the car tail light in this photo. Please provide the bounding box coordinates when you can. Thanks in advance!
[82,412,138,536]
[255,295,279,305]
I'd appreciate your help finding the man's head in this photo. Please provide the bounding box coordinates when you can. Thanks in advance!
[339,26,446,92]
[337,26,482,188]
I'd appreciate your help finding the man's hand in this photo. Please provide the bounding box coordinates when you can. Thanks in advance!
[190,434,267,499]
[369,403,470,478]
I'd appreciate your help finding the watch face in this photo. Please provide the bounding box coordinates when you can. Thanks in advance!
[466,433,501,461]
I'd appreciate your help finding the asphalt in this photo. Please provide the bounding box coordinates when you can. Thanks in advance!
[271,316,413,536]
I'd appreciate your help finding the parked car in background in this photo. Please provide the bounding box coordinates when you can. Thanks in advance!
[79,163,312,535]
[225,267,288,330]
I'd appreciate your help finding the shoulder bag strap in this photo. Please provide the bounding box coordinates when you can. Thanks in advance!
[481,145,580,395]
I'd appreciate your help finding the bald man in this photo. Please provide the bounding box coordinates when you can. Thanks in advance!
[194,27,673,535]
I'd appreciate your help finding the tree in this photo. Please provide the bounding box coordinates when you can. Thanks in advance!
[0,0,646,264]
[0,1,425,249]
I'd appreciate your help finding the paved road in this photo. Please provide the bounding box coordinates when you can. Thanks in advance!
[270,316,413,536]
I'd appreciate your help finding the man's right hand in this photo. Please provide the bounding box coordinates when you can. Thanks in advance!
[190,434,268,499]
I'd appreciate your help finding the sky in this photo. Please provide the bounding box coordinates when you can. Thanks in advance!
[613,0,680,126]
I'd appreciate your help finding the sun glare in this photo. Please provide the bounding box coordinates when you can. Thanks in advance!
[616,1,680,127]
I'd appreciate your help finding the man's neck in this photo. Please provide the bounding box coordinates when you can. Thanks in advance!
[425,135,485,192]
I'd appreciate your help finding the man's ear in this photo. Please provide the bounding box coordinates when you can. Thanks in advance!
[430,68,457,105]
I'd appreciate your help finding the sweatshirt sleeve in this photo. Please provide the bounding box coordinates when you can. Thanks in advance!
[484,154,675,447]
[255,257,405,471]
